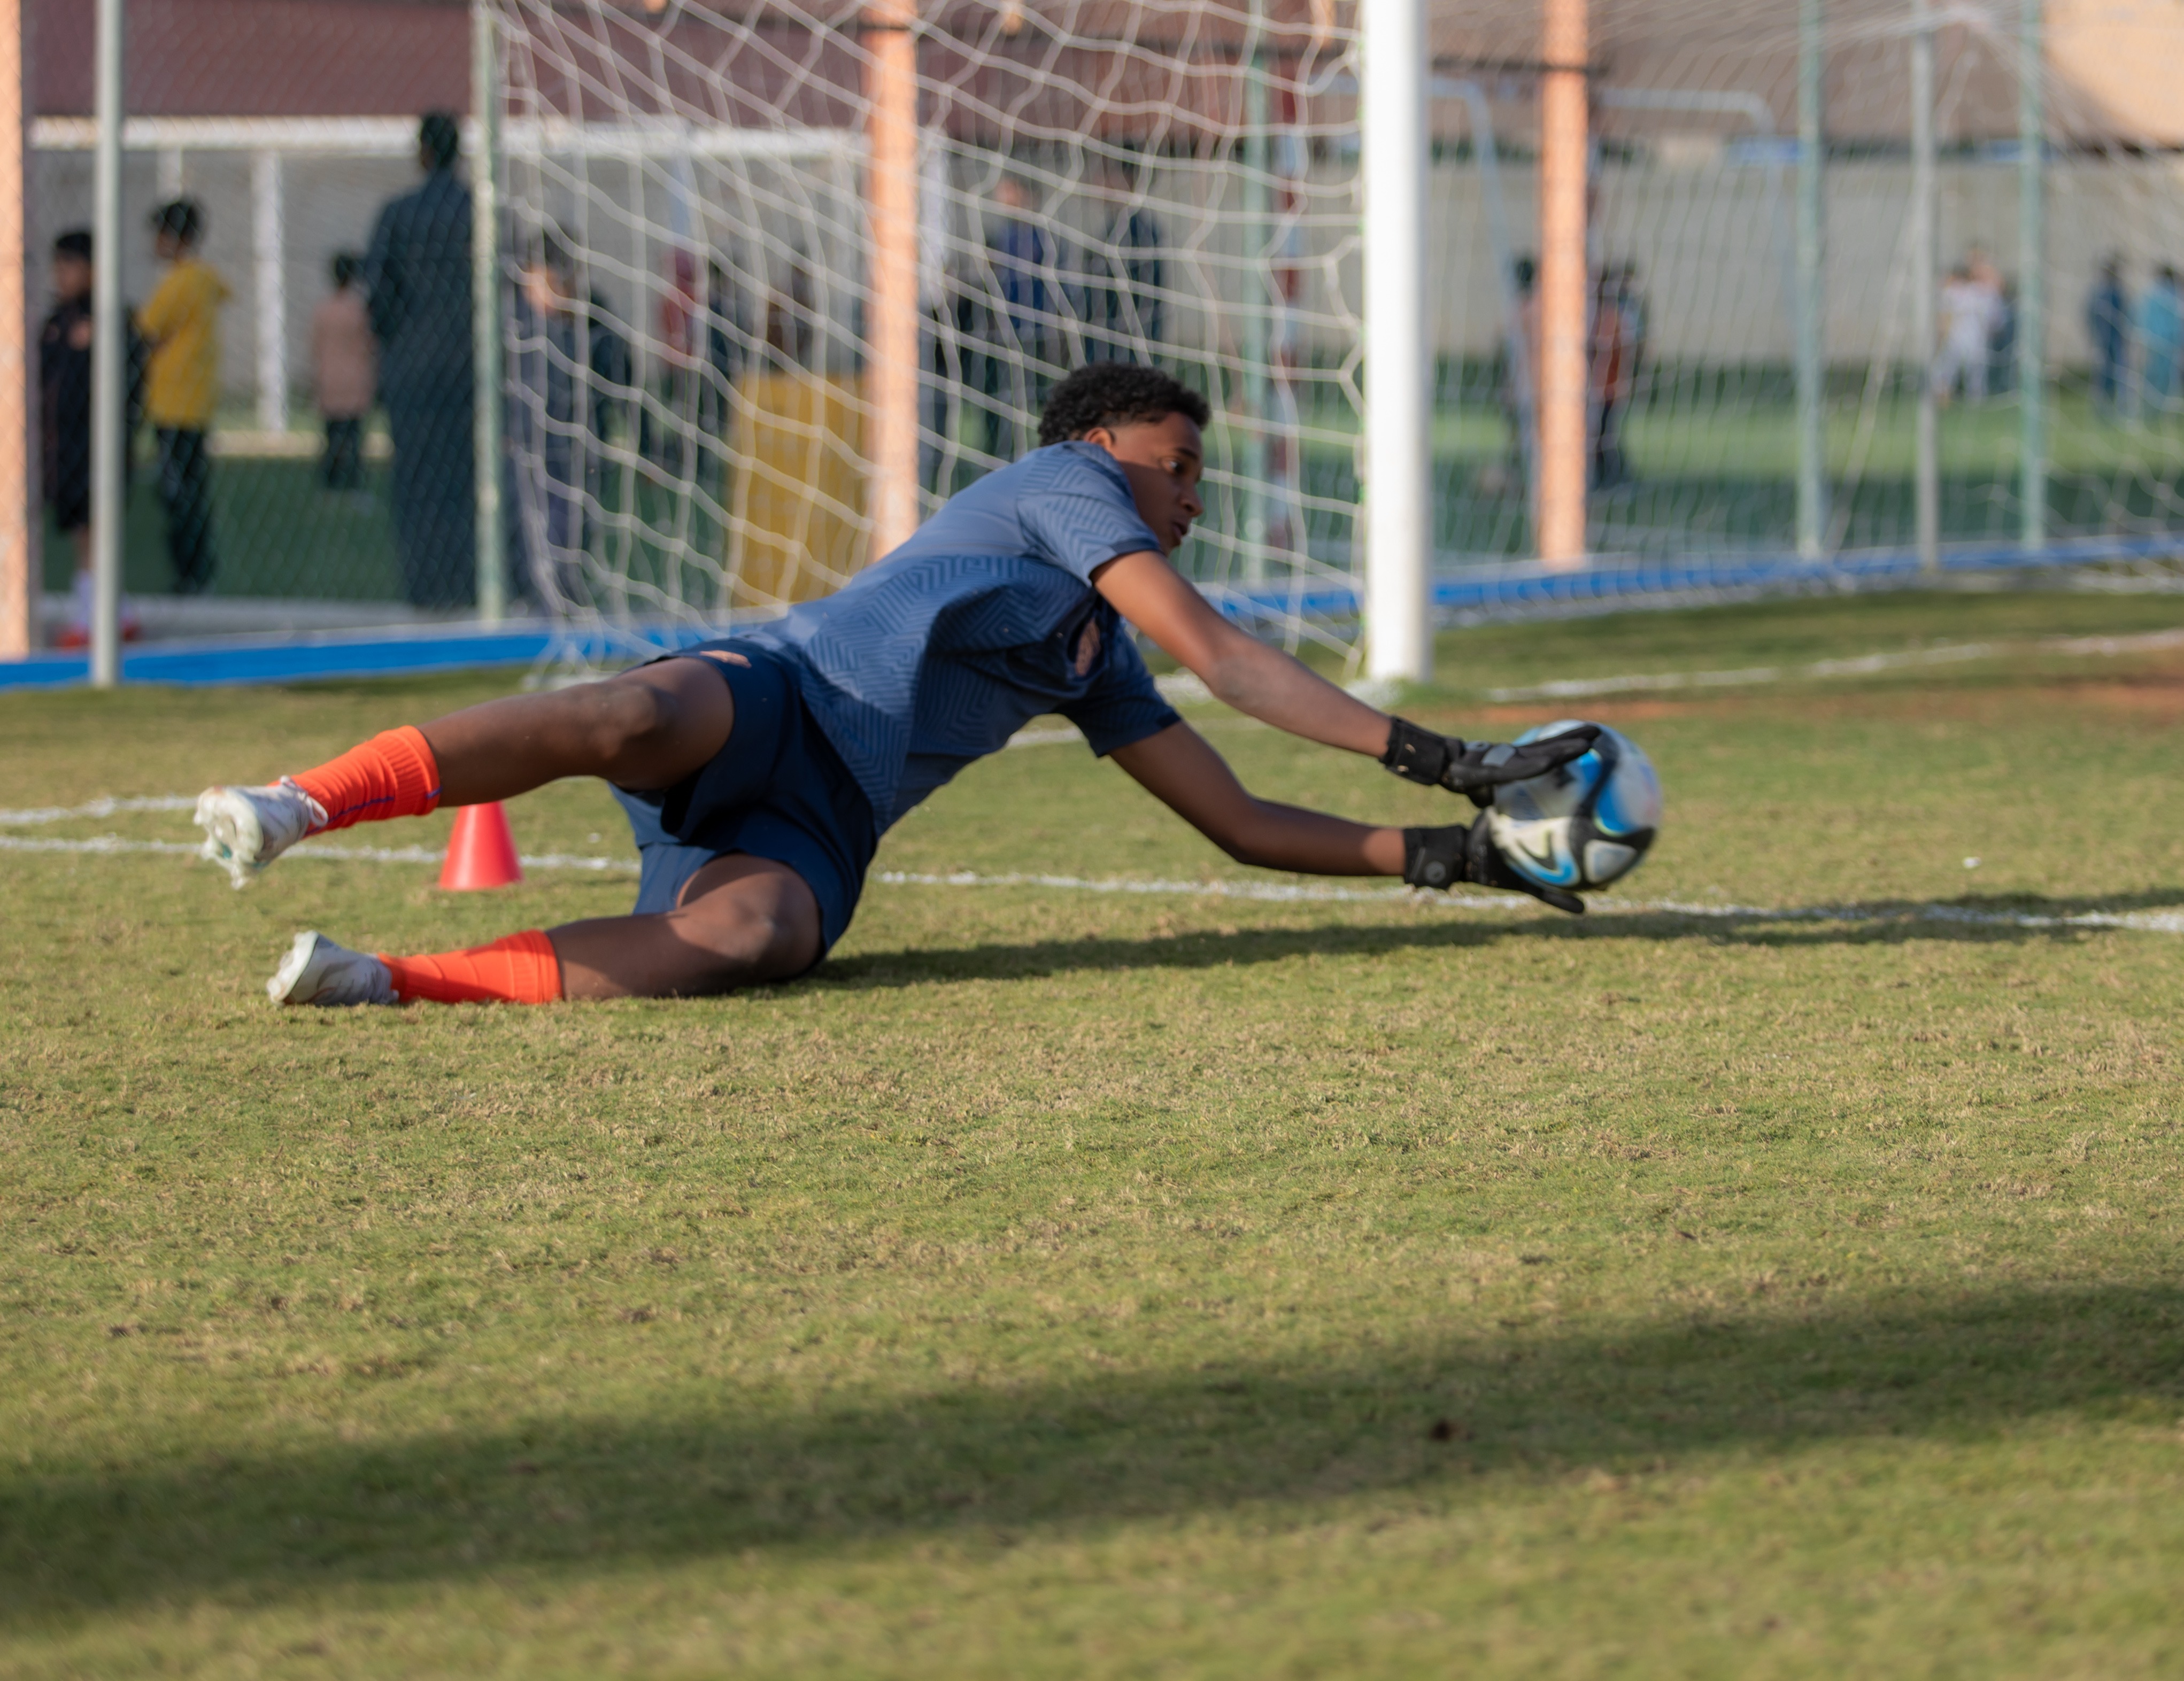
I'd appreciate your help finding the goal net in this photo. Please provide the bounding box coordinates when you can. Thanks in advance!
[487,0,2184,663]
[23,0,2184,656]
[491,0,1367,660]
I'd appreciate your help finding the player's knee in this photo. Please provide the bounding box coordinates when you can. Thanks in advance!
[683,893,817,985]
[583,676,680,763]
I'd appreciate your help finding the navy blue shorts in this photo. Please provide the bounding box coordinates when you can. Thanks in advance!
[611,641,877,957]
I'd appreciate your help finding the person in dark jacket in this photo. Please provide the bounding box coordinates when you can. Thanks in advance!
[364,111,476,608]
[976,176,1052,459]
[40,231,96,588]
[509,236,631,609]
[40,229,143,646]
[2087,254,2129,417]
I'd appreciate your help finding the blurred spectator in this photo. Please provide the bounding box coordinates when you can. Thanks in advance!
[761,253,816,371]
[1615,260,1649,390]
[2135,264,2182,418]
[510,237,630,607]
[365,112,476,608]
[1935,259,2002,407]
[136,198,227,595]
[41,229,141,646]
[1490,253,1541,491]
[312,251,374,492]
[1588,267,1633,489]
[1083,158,1163,357]
[643,248,700,474]
[1988,275,2018,397]
[977,175,1050,457]
[2087,255,2129,417]
[697,255,746,487]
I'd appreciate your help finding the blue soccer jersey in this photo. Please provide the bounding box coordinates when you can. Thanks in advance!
[739,441,1184,830]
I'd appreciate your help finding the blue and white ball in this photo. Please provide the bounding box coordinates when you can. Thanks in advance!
[1486,720,1662,893]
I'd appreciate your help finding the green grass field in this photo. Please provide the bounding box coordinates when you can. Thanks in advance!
[5,588,2184,1677]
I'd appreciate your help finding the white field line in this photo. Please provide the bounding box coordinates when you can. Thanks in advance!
[13,832,2170,936]
[1485,625,2184,704]
[0,794,198,826]
[873,870,2184,935]
[0,833,641,872]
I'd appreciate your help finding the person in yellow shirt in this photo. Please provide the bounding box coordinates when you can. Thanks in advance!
[136,199,229,593]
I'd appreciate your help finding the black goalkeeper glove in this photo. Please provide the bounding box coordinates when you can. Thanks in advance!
[1403,818,1586,916]
[1380,717,1601,809]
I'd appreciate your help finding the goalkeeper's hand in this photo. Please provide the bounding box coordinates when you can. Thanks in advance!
[1380,717,1600,808]
[1402,818,1586,916]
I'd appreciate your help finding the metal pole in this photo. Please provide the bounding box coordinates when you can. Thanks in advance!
[1795,0,1826,558]
[1242,24,1270,587]
[1361,0,1430,681]
[89,0,125,685]
[1537,0,1588,570]
[0,0,28,659]
[2017,0,2044,551]
[470,0,505,624]
[1910,0,1939,575]
[251,150,286,433]
[865,0,921,559]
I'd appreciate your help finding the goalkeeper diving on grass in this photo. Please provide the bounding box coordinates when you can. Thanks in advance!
[194,364,1599,1007]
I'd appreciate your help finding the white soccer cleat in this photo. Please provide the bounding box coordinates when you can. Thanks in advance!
[194,778,326,888]
[266,931,397,1008]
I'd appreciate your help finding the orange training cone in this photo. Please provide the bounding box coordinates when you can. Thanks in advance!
[439,801,524,891]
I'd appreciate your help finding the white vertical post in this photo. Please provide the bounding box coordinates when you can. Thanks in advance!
[1910,0,1939,574]
[89,0,125,686]
[2018,0,2045,551]
[472,0,505,624]
[1794,0,1826,559]
[251,150,286,433]
[1361,0,1430,683]
[1241,17,1270,586]
[0,0,27,659]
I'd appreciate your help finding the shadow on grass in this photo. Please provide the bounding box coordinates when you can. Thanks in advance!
[818,890,2184,989]
[5,1283,2180,1622]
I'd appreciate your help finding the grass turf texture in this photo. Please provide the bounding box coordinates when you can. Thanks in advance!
[4,588,2183,1677]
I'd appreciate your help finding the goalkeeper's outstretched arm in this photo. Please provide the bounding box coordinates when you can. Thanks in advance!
[1094,549,1599,801]
[1109,722,1402,874]
[1108,722,1586,914]
[1096,549,1390,754]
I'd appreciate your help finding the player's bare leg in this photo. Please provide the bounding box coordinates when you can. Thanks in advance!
[415,654,737,805]
[210,649,820,1007]
[547,853,822,1000]
[270,851,822,1008]
[196,655,738,886]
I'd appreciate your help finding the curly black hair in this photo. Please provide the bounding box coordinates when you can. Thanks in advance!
[148,198,204,247]
[1037,362,1211,447]
[420,111,462,171]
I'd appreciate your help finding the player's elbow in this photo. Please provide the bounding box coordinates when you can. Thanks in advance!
[1200,800,1281,867]
[1198,647,1264,714]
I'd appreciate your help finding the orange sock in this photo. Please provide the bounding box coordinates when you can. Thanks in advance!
[291,726,442,833]
[378,930,562,1005]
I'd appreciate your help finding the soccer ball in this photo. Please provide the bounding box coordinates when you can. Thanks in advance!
[1486,720,1662,894]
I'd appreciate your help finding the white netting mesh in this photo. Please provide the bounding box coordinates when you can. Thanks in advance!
[493,0,1367,656]
[25,0,2184,649]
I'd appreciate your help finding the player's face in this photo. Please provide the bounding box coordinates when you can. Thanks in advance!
[1087,413,1205,555]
